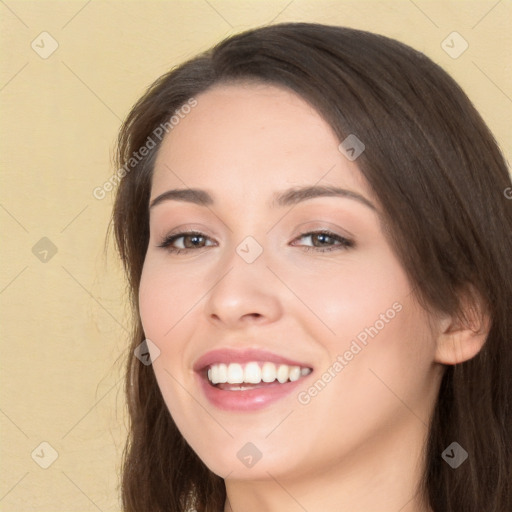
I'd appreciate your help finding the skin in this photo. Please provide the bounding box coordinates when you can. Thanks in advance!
[138,83,487,512]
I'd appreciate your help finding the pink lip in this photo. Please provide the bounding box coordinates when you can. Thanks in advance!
[193,348,314,412]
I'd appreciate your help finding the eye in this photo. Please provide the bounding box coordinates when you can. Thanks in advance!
[158,231,216,254]
[292,230,354,252]
[157,229,354,255]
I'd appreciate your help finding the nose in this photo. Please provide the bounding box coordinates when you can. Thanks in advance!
[203,248,283,329]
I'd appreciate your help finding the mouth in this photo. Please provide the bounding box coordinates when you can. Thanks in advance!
[194,349,314,411]
[206,361,312,390]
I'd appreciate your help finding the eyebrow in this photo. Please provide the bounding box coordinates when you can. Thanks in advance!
[149,185,375,210]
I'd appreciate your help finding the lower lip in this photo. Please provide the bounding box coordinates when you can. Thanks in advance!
[197,373,308,411]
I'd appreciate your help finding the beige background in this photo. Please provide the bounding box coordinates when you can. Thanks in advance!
[0,1,510,511]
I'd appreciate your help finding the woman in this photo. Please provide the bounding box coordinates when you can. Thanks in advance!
[111,23,512,512]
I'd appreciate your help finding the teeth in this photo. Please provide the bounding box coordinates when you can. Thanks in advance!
[217,363,228,383]
[244,362,261,384]
[289,366,301,382]
[261,362,276,382]
[206,361,312,385]
[227,363,244,384]
[277,364,289,383]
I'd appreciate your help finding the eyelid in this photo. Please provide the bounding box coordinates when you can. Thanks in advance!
[291,220,355,241]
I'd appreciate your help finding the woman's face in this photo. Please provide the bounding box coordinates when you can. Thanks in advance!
[139,83,444,482]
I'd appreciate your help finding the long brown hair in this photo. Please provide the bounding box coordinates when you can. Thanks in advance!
[111,23,512,512]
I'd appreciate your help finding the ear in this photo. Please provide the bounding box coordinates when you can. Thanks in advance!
[434,286,491,365]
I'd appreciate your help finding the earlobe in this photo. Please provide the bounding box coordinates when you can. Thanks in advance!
[434,288,491,365]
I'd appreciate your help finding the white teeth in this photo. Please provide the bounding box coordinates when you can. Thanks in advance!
[217,363,228,383]
[277,364,289,383]
[289,366,301,382]
[227,363,244,384]
[261,362,276,382]
[206,361,312,385]
[244,362,261,383]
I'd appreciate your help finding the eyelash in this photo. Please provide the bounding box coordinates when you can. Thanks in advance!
[157,230,354,255]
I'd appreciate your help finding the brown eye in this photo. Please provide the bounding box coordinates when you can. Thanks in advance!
[293,231,354,252]
[158,231,215,253]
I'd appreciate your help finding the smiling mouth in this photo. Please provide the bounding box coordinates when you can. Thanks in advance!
[206,361,312,390]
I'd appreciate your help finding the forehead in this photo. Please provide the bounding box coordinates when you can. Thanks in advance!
[151,83,371,202]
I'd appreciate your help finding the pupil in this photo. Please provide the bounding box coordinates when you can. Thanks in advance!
[315,234,330,246]
[186,235,203,248]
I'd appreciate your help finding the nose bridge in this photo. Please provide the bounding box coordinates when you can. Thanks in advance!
[212,233,270,300]
[203,233,282,325]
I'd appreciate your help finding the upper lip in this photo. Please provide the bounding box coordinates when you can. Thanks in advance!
[193,348,313,372]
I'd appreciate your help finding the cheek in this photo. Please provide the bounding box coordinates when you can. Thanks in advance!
[138,262,199,416]
[289,299,435,467]
[138,268,168,340]
[315,291,435,422]
[138,259,198,340]
[280,248,413,347]
[286,249,433,415]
